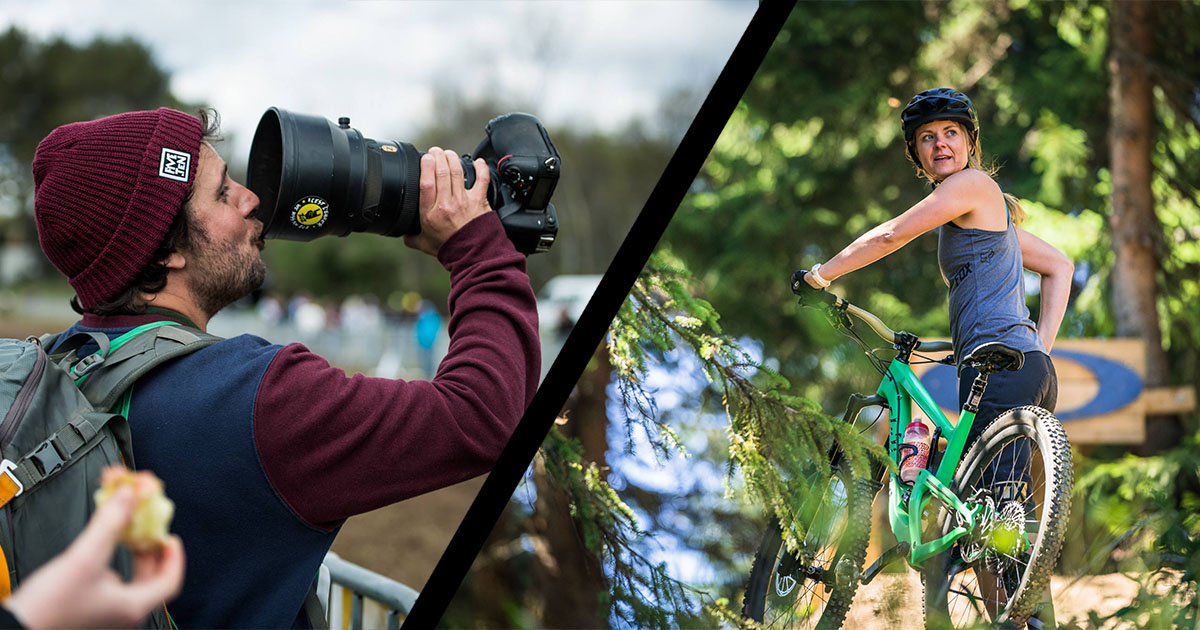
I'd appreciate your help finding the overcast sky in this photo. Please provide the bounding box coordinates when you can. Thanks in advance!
[1,1,757,160]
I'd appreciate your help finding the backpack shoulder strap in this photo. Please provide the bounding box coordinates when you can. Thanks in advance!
[51,322,222,413]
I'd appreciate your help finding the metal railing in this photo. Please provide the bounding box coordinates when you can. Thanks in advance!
[318,552,420,630]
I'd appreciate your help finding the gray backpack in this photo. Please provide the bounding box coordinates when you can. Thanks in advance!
[0,321,217,625]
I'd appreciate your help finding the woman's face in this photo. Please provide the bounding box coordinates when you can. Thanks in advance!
[913,120,970,181]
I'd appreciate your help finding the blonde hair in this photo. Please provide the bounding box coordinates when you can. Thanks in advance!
[905,121,1026,227]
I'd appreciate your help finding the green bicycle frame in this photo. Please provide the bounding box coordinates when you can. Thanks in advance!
[875,358,986,568]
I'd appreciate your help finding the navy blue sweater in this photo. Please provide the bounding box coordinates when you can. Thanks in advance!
[55,213,539,627]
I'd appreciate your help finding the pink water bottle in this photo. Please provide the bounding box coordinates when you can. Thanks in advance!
[900,421,932,483]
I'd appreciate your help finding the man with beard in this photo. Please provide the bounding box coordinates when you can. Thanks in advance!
[31,108,540,627]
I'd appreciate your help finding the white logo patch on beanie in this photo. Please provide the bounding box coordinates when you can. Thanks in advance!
[158,147,192,182]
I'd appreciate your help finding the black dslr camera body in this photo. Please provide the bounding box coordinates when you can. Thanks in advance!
[246,107,560,254]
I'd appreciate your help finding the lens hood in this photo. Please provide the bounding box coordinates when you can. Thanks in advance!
[248,107,423,240]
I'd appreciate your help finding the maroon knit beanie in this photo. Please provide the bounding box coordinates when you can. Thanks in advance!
[33,108,203,310]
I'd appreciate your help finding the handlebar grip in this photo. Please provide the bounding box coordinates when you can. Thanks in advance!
[916,339,955,353]
[790,269,808,295]
[792,271,839,307]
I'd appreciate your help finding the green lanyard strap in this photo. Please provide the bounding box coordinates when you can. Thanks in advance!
[74,321,183,418]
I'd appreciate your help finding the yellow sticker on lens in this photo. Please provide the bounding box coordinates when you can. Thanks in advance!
[291,196,329,229]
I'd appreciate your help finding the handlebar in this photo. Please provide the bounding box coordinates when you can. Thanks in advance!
[791,270,954,353]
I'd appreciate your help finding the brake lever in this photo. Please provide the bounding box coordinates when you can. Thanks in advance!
[826,302,853,331]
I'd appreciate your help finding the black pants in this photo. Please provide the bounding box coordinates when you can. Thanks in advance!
[956,351,1057,503]
[957,351,1058,432]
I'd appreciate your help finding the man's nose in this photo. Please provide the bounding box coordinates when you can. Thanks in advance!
[241,186,261,219]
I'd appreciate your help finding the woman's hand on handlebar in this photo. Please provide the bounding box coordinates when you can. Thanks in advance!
[791,269,805,294]
[791,269,822,295]
[790,271,839,308]
[791,268,832,292]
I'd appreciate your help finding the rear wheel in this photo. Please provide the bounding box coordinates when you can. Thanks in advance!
[743,465,876,629]
[924,406,1072,628]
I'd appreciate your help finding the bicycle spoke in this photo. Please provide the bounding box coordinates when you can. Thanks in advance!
[947,572,990,624]
[764,574,833,629]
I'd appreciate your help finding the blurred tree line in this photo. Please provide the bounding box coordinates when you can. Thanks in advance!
[448,1,1200,628]
[0,26,197,284]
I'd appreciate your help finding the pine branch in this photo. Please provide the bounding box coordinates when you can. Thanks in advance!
[531,251,889,628]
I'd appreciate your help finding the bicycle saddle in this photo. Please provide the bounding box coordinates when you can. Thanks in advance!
[959,342,1025,374]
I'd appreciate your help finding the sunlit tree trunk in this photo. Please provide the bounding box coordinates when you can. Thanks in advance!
[1108,0,1176,451]
[533,342,611,628]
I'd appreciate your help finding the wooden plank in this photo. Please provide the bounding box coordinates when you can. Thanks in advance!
[1143,386,1197,414]
[1053,339,1146,378]
[1060,412,1145,444]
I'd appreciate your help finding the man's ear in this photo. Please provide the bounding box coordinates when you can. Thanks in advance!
[164,251,187,271]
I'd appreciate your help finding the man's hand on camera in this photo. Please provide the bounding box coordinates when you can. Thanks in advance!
[404,147,492,256]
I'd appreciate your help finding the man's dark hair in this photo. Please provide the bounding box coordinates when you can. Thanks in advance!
[71,108,222,316]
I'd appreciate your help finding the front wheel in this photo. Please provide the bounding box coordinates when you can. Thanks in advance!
[924,406,1073,628]
[742,465,876,629]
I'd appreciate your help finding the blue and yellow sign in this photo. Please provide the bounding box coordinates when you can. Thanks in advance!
[912,339,1194,444]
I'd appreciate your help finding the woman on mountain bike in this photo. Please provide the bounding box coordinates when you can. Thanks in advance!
[800,87,1071,457]
[798,88,1074,627]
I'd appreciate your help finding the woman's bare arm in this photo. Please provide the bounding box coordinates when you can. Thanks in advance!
[807,169,998,285]
[1017,227,1074,351]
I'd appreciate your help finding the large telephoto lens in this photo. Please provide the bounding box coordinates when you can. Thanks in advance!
[247,107,559,254]
[248,107,437,240]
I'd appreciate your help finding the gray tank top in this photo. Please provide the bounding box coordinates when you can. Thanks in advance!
[937,211,1045,360]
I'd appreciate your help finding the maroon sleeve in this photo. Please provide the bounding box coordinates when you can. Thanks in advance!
[253,212,540,529]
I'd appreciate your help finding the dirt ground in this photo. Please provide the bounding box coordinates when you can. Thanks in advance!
[848,571,1156,629]
[329,476,484,592]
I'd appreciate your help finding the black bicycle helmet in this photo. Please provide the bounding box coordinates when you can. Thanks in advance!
[900,88,978,165]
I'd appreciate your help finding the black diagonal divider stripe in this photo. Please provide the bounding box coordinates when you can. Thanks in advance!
[401,1,797,626]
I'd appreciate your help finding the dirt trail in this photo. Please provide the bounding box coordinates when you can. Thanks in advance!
[847,572,1147,629]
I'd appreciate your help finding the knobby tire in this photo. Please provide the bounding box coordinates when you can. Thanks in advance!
[924,406,1073,629]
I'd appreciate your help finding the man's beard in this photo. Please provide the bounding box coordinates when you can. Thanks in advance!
[185,225,267,319]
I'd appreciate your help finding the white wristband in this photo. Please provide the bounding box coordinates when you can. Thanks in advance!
[810,264,832,288]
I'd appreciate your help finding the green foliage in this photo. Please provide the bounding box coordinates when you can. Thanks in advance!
[537,428,715,629]
[541,428,640,557]
[1027,110,1091,208]
[1072,442,1200,627]
[1152,86,1200,387]
[612,252,885,526]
